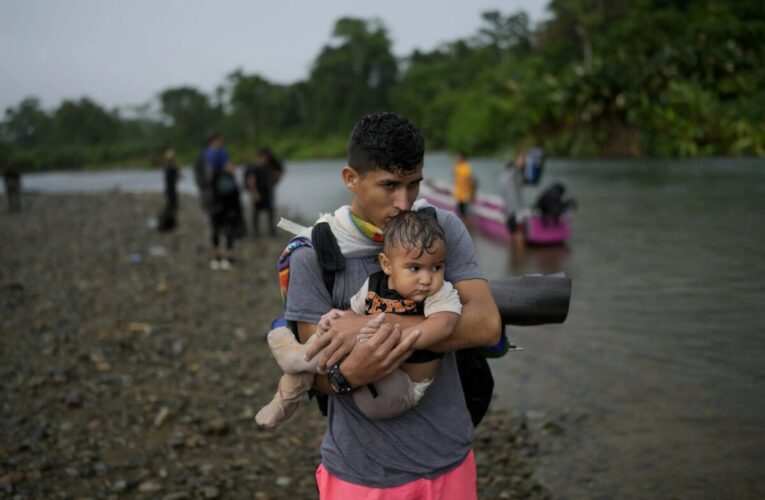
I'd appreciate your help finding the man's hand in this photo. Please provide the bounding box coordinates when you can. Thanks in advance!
[340,321,421,389]
[306,309,374,372]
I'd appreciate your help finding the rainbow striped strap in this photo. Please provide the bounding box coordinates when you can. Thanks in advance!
[277,236,313,305]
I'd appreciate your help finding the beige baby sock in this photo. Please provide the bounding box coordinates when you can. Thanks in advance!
[255,372,315,428]
[267,327,321,374]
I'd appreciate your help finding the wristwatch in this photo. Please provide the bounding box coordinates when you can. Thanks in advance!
[327,363,353,394]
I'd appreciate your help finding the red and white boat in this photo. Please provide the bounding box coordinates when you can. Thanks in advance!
[419,179,571,245]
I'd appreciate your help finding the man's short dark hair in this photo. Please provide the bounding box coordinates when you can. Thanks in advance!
[348,112,425,176]
[383,211,445,258]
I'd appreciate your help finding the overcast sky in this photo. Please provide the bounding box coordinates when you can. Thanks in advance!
[0,0,549,113]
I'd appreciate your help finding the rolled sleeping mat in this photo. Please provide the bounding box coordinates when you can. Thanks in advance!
[489,274,571,326]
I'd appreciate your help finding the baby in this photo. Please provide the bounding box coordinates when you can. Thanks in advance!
[256,210,462,427]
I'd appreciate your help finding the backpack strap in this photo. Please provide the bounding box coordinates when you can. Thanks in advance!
[311,222,345,296]
[303,222,345,416]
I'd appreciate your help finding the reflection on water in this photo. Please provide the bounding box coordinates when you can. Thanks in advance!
[22,155,765,498]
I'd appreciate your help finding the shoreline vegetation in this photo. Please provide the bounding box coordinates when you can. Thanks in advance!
[1,193,552,498]
[3,3,764,171]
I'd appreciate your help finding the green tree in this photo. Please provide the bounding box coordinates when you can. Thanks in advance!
[53,97,121,146]
[393,11,534,153]
[2,97,53,148]
[158,86,218,147]
[226,70,304,145]
[475,10,533,58]
[306,17,398,134]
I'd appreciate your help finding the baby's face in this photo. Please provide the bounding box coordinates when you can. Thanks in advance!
[380,240,446,302]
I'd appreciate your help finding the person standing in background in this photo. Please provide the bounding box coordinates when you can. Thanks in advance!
[453,153,474,219]
[157,149,181,232]
[163,149,181,213]
[3,163,22,213]
[501,150,526,248]
[201,133,240,267]
[194,132,229,217]
[193,137,213,214]
[209,162,242,270]
[205,133,229,177]
[245,147,284,237]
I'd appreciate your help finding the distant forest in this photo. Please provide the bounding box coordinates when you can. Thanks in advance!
[2,1,764,169]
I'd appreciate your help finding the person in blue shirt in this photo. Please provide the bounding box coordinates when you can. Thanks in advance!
[205,133,229,174]
[209,163,242,270]
[203,133,242,270]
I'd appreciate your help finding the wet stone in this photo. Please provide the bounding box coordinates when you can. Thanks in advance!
[64,389,84,408]
[540,420,565,436]
[163,493,191,500]
[168,434,186,448]
[203,418,229,436]
[154,406,171,427]
[172,340,185,356]
[184,476,207,488]
[200,486,220,499]
[138,480,163,493]
[110,479,128,493]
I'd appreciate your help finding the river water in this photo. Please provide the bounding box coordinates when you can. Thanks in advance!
[19,154,765,498]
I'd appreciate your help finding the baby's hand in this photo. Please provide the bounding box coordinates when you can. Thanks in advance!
[356,314,395,344]
[318,309,342,333]
[306,310,376,371]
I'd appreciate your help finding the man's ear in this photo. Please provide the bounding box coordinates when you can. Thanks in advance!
[341,166,359,192]
[378,252,392,275]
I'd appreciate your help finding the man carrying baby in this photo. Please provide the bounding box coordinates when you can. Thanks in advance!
[283,112,501,499]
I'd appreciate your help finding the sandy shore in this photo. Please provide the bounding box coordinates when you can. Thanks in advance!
[0,193,548,499]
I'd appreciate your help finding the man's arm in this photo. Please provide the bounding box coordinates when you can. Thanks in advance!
[306,288,495,371]
[427,278,502,352]
[396,278,501,352]
[402,312,459,350]
[297,317,419,393]
[400,280,462,349]
[306,309,421,372]
[296,321,333,394]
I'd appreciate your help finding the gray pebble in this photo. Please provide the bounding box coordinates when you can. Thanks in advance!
[201,486,220,499]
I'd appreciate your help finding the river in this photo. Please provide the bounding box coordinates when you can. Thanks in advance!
[18,154,765,498]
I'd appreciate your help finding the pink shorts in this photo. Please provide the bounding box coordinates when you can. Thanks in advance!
[315,450,477,500]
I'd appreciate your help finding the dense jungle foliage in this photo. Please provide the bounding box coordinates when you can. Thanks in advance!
[2,0,764,169]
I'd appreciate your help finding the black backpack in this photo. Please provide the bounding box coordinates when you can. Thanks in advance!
[214,172,238,196]
[303,207,494,426]
[535,182,577,224]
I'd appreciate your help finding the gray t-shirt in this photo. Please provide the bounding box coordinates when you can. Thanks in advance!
[500,167,523,217]
[285,207,484,487]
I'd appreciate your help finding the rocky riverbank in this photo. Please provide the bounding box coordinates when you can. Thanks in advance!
[1,193,548,499]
